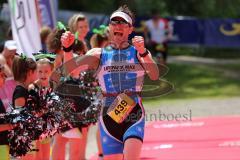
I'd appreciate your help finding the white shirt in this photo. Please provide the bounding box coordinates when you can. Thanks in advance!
[145,18,169,43]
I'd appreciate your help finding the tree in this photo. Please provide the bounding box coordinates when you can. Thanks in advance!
[58,0,240,18]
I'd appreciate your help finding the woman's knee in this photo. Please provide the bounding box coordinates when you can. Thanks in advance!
[103,154,123,160]
[124,138,142,160]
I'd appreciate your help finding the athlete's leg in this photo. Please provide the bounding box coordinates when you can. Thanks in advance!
[124,138,142,160]
[103,154,123,160]
[122,103,145,160]
[99,120,123,160]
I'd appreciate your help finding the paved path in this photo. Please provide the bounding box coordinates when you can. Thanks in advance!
[86,96,240,159]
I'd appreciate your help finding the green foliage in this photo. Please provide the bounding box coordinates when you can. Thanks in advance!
[59,0,117,14]
[169,46,240,59]
[216,63,240,72]
[58,0,240,18]
[143,63,240,102]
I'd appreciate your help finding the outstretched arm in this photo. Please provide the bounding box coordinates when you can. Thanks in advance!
[50,31,101,87]
[63,48,101,77]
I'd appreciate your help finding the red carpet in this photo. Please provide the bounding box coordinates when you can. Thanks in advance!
[91,116,240,159]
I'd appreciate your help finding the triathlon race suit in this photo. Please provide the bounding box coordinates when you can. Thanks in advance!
[97,45,145,155]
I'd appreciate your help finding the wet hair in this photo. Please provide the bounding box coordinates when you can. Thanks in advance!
[114,5,135,24]
[12,56,37,82]
[68,14,87,33]
[46,28,65,53]
[37,58,54,70]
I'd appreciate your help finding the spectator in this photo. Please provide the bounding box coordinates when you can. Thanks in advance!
[90,25,109,48]
[0,64,14,160]
[0,40,17,110]
[68,14,90,50]
[40,26,52,52]
[144,9,173,64]
[50,27,89,160]
[46,28,65,69]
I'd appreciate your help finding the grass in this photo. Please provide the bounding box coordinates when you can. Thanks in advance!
[215,63,240,72]
[142,63,240,105]
[169,46,240,59]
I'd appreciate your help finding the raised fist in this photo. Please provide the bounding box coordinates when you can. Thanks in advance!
[132,36,146,55]
[61,31,75,48]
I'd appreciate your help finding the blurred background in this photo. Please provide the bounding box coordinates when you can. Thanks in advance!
[0,1,240,158]
[0,0,239,117]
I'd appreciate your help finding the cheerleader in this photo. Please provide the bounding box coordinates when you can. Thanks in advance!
[29,58,54,160]
[12,56,37,159]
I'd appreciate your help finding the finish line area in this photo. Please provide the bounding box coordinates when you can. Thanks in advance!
[90,116,240,159]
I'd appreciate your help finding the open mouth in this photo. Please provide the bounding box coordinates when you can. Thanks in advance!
[114,32,123,36]
[41,78,47,81]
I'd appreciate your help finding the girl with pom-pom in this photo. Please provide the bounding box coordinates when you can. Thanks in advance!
[29,58,54,160]
[12,55,37,159]
[49,20,91,160]
[12,56,37,108]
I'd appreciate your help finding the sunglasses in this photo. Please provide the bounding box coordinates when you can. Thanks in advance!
[110,19,130,26]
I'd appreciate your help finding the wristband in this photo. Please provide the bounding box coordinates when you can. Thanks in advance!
[139,49,149,58]
[62,44,73,52]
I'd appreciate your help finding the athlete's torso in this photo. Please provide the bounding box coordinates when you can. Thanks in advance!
[97,45,145,106]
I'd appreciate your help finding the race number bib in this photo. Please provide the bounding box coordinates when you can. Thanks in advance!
[107,93,136,123]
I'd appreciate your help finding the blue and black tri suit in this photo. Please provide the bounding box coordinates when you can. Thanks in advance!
[97,45,146,155]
